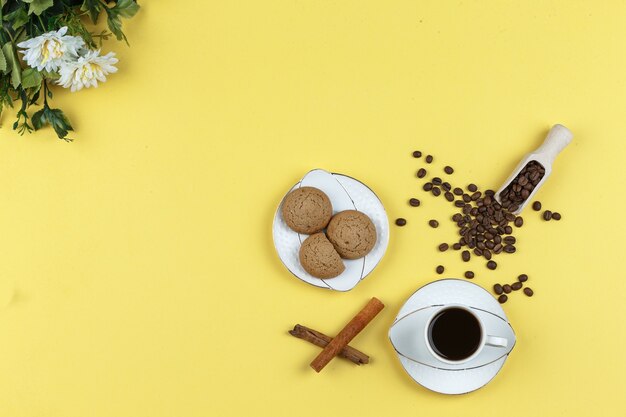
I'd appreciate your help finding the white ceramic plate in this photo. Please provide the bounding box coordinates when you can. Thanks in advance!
[272,169,389,291]
[389,279,516,395]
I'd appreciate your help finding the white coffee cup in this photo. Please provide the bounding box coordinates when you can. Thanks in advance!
[424,304,509,365]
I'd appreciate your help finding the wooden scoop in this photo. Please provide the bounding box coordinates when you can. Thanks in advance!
[495,124,573,215]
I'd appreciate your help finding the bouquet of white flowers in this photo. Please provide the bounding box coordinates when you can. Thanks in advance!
[0,0,140,141]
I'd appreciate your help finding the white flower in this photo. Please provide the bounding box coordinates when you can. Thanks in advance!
[17,27,84,72]
[57,50,118,92]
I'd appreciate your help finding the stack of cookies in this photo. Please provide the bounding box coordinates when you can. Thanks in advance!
[281,187,377,279]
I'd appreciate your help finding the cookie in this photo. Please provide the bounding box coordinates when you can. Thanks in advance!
[299,233,345,279]
[281,187,333,234]
[326,210,377,259]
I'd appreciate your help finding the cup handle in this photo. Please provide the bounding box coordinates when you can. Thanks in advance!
[486,335,508,348]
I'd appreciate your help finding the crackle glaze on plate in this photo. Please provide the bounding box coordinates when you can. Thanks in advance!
[272,169,389,291]
[389,279,516,394]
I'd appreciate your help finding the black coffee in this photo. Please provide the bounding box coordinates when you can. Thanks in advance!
[427,308,481,361]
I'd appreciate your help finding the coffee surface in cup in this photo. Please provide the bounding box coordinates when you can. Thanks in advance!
[427,307,481,361]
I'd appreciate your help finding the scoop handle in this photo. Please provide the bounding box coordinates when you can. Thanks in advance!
[534,124,573,164]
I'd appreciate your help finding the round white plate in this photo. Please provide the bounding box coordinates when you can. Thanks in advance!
[389,279,516,395]
[272,169,389,291]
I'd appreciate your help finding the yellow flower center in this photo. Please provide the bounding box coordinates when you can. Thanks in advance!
[41,39,63,64]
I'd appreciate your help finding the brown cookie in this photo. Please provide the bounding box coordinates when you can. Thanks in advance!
[326,210,377,259]
[299,233,345,279]
[281,187,332,234]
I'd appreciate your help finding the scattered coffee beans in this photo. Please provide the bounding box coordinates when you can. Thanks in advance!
[417,168,427,178]
[467,184,478,192]
[436,265,444,274]
[452,243,461,250]
[462,250,470,262]
[543,210,552,221]
[423,182,433,191]
[498,294,508,304]
[413,150,422,158]
[494,284,503,295]
[465,271,475,279]
[514,217,524,227]
[499,161,545,210]
[438,243,449,252]
[395,218,407,226]
[409,198,421,207]
[523,287,534,297]
[487,260,497,270]
[511,282,523,291]
[432,187,441,196]
[432,177,443,186]
[453,187,463,196]
[502,284,512,293]
[518,274,528,282]
[552,212,561,220]
[445,192,454,202]
[444,166,454,174]
[429,219,439,228]
[426,155,433,163]
[532,201,542,211]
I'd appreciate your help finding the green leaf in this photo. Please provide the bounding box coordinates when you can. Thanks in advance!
[0,48,6,72]
[32,105,74,140]
[111,0,140,19]
[3,8,30,30]
[81,0,101,24]
[2,42,22,89]
[107,13,126,42]
[23,0,54,16]
[21,68,42,89]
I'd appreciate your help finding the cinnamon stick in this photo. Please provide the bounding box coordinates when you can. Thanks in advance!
[289,324,369,365]
[310,297,384,372]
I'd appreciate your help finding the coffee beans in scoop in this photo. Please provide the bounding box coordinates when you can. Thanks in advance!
[498,161,545,211]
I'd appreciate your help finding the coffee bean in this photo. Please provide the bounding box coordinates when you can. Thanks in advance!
[471,192,481,201]
[494,284,503,295]
[468,184,478,192]
[409,198,421,207]
[445,192,454,202]
[453,187,464,196]
[494,243,503,254]
[417,168,427,178]
[438,243,449,252]
[432,177,442,186]
[498,294,508,304]
[455,200,465,207]
[518,274,528,282]
[442,182,452,191]
[511,282,523,291]
[532,201,542,211]
[462,250,470,262]
[395,218,407,226]
[464,271,474,279]
[502,284,511,293]
[485,189,495,196]
[504,226,513,234]
[503,244,516,253]
[452,243,462,250]
[412,150,422,158]
[552,212,561,220]
[423,182,433,191]
[432,187,441,196]
[487,260,497,270]
[452,213,462,222]
[429,219,439,228]
[483,249,492,260]
[514,217,524,227]
[436,265,444,274]
[543,210,552,221]
[462,194,471,203]
[503,236,516,244]
[524,287,534,297]
[444,166,454,174]
[426,155,433,163]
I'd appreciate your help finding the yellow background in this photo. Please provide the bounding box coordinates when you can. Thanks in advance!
[0,1,625,416]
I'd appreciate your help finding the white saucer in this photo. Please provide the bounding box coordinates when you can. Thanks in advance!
[389,279,516,394]
[272,169,389,291]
